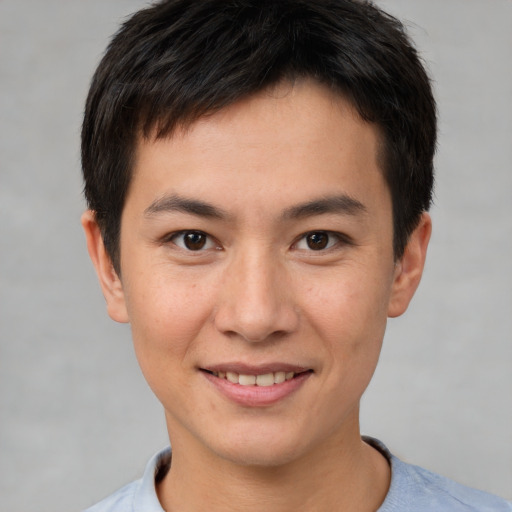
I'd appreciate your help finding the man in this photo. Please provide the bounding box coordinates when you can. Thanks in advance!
[80,0,511,510]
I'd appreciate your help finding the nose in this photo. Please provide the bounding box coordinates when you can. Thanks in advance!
[214,248,299,343]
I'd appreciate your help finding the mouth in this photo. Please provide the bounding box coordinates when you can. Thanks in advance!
[200,365,313,406]
[203,369,312,387]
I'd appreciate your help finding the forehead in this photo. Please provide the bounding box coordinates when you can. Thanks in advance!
[128,80,388,217]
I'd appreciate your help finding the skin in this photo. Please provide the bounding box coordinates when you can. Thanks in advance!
[83,80,431,511]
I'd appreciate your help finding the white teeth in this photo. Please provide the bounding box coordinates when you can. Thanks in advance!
[274,371,286,384]
[213,370,298,386]
[255,373,274,387]
[239,374,256,386]
[226,371,239,384]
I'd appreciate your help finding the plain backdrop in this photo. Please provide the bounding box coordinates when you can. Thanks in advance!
[1,1,511,510]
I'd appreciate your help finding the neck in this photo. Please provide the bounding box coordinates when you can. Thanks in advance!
[157,417,390,512]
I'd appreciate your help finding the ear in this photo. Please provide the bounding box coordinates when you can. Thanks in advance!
[81,210,129,323]
[388,212,432,318]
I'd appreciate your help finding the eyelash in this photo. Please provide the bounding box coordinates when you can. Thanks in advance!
[293,231,350,252]
[166,230,220,251]
[164,230,351,253]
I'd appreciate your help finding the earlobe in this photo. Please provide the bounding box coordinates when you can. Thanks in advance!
[387,212,432,318]
[81,210,129,323]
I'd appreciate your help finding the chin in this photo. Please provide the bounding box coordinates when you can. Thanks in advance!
[206,425,314,468]
[217,444,303,468]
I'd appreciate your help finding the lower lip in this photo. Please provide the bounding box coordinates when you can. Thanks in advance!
[202,371,312,407]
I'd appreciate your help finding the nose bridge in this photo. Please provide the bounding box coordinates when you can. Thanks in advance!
[214,243,297,342]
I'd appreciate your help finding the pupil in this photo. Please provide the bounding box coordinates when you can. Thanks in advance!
[184,232,206,250]
[307,232,328,250]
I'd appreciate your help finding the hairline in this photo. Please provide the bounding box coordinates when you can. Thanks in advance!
[108,79,401,276]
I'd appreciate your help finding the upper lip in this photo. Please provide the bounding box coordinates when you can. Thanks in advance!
[201,363,311,375]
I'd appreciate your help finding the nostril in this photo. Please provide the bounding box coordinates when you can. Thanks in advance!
[213,272,300,342]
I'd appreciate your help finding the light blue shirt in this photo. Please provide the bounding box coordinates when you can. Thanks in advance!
[84,438,512,511]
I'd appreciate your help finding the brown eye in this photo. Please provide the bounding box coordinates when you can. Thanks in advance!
[306,232,329,250]
[170,231,216,251]
[183,231,207,250]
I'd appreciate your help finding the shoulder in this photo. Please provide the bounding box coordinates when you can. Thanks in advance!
[390,458,511,511]
[83,480,139,512]
[364,437,512,512]
[82,447,171,512]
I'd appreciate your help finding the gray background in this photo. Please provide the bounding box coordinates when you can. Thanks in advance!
[1,0,511,510]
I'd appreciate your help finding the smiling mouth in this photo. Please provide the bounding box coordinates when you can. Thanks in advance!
[203,369,312,387]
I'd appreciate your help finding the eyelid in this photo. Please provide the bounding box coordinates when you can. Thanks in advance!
[292,230,352,251]
[165,230,221,251]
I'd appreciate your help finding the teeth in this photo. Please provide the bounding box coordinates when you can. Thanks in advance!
[212,370,298,386]
[274,371,286,384]
[255,373,274,387]
[239,374,256,386]
[226,371,238,383]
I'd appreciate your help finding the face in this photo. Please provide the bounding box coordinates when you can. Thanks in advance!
[84,80,430,468]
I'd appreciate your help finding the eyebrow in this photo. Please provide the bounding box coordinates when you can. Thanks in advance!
[282,195,367,220]
[144,194,229,219]
[144,193,366,221]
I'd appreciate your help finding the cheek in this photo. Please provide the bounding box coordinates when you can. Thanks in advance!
[123,270,215,376]
[303,264,392,344]
[301,263,393,393]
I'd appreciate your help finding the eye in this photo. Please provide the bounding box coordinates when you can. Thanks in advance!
[169,231,218,251]
[294,231,343,251]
